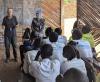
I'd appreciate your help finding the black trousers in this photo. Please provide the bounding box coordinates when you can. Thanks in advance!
[4,35,17,60]
[19,45,25,65]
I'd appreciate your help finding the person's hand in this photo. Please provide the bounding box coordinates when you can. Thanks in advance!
[16,24,19,28]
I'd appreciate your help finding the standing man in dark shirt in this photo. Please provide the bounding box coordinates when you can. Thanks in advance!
[2,8,18,63]
[31,10,45,38]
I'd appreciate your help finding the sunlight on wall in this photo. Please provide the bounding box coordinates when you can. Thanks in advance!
[64,18,76,40]
[64,0,77,40]
[96,44,100,57]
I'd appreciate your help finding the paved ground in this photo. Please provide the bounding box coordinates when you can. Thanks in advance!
[0,61,35,82]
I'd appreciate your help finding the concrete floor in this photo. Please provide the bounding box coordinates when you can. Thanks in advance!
[0,61,21,82]
[0,61,35,82]
[0,46,35,82]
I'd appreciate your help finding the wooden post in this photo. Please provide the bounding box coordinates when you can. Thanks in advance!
[77,0,80,21]
[60,0,64,35]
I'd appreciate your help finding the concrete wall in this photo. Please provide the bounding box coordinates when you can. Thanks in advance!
[0,0,41,25]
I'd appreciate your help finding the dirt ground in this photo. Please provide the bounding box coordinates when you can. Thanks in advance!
[0,45,34,82]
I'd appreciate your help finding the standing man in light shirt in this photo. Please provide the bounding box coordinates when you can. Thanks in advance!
[2,8,18,63]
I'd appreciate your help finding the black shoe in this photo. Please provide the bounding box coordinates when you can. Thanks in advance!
[14,58,18,62]
[4,59,10,63]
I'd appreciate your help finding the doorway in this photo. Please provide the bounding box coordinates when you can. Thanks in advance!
[63,0,77,40]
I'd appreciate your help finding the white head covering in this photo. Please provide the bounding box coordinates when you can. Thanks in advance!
[34,8,43,18]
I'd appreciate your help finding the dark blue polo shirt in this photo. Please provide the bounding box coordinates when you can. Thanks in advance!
[2,16,18,37]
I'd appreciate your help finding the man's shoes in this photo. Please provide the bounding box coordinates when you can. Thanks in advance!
[14,58,18,62]
[4,58,18,63]
[4,59,10,63]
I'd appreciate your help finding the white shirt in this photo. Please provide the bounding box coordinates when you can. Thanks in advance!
[42,38,51,45]
[23,50,39,73]
[74,40,93,60]
[50,42,65,63]
[57,35,67,45]
[29,59,60,82]
[61,58,87,75]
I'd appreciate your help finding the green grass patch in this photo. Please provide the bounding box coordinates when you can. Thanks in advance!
[64,0,76,4]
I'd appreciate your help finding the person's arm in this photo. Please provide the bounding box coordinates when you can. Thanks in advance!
[2,17,6,35]
[39,18,45,32]
[14,16,18,28]
[2,17,6,29]
[16,24,19,28]
[31,18,39,32]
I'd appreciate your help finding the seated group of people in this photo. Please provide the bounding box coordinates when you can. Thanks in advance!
[19,24,95,82]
